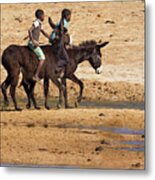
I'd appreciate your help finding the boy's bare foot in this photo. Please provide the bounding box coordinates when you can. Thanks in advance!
[32,76,40,82]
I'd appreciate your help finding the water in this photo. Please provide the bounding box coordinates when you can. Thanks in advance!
[0,98,144,110]
[119,140,144,151]
[56,124,144,135]
[80,101,144,110]
[122,141,144,145]
[115,147,144,152]
[56,124,145,152]
[0,163,81,169]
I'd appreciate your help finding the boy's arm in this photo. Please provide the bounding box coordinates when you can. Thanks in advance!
[41,29,50,40]
[48,17,56,29]
[60,18,64,35]
[28,25,39,46]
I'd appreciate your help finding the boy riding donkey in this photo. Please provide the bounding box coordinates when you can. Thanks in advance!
[48,8,72,78]
[28,9,50,82]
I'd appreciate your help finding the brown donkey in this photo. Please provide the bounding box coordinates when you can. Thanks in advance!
[21,41,108,109]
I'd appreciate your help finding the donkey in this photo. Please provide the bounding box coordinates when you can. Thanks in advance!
[1,40,109,110]
[20,40,109,109]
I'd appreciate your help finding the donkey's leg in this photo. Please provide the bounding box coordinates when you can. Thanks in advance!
[51,78,65,109]
[10,71,21,111]
[61,77,69,108]
[1,75,11,107]
[44,79,50,110]
[68,74,84,103]
[22,80,32,109]
[29,82,40,110]
[57,79,64,109]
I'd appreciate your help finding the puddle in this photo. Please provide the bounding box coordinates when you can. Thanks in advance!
[118,140,144,152]
[115,147,144,152]
[57,124,144,135]
[80,101,144,110]
[1,163,81,169]
[0,98,144,110]
[56,124,145,152]
[122,141,144,145]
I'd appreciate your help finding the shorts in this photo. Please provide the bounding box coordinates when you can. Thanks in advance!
[28,41,45,60]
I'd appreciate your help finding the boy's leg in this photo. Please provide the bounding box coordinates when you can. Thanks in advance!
[34,60,44,80]
[33,47,45,81]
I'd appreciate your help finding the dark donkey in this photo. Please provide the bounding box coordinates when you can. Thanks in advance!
[20,40,109,109]
[1,40,109,110]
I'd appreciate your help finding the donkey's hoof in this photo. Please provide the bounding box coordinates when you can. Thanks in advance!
[4,101,9,107]
[45,105,51,110]
[57,104,62,109]
[75,101,79,108]
[77,96,82,103]
[16,107,22,111]
[26,104,31,109]
[35,106,41,110]
[65,105,73,109]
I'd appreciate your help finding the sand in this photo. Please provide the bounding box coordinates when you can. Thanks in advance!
[1,109,144,169]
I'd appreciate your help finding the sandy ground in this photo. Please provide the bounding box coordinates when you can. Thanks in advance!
[1,109,144,169]
[0,1,144,169]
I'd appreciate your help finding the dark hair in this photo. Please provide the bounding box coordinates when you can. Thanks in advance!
[61,9,71,19]
[35,9,44,19]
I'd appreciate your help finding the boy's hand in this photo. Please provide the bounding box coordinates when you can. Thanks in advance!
[48,17,56,29]
[33,40,40,47]
[48,17,52,24]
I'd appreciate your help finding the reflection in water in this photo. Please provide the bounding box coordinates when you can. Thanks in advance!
[115,147,144,151]
[80,101,144,110]
[56,124,144,135]
[122,141,144,145]
[56,124,145,152]
[0,98,144,110]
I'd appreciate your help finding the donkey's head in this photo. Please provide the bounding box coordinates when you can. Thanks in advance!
[79,40,109,74]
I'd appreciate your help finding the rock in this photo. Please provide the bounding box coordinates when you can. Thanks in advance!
[15,17,23,23]
[43,123,48,128]
[95,146,103,152]
[141,134,145,138]
[38,148,48,151]
[132,162,141,168]
[27,123,35,128]
[93,82,96,86]
[99,113,105,117]
[105,20,115,24]
[100,139,109,145]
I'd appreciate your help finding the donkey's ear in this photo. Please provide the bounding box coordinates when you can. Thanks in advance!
[97,41,109,49]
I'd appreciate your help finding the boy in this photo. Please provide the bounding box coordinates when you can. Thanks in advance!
[48,8,71,45]
[48,9,72,77]
[28,9,50,81]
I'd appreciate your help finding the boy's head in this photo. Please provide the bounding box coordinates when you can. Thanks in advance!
[35,9,45,21]
[61,9,71,22]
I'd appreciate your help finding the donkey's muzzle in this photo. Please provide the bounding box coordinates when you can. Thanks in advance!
[95,65,103,74]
